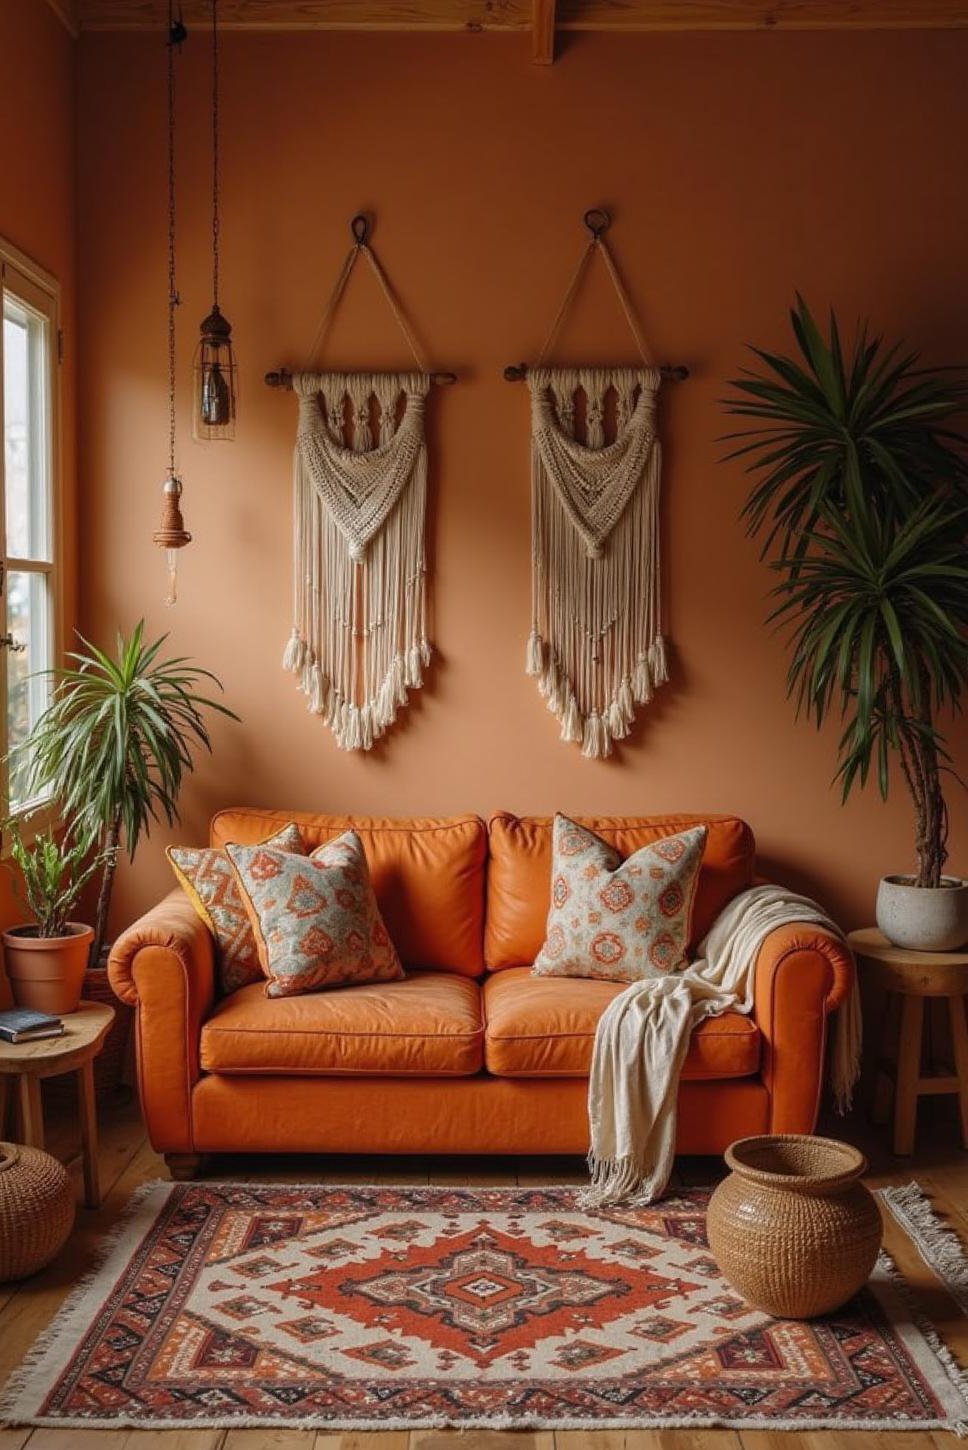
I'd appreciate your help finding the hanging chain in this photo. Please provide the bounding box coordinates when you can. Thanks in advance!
[166,0,182,478]
[211,0,220,308]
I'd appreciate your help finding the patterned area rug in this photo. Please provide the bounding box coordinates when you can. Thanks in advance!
[3,1182,968,1432]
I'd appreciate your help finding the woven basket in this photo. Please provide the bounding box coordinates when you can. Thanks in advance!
[83,965,133,1099]
[707,1134,882,1319]
[0,1141,74,1281]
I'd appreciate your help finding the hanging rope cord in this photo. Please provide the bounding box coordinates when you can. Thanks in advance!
[166,0,179,479]
[304,232,430,376]
[210,0,220,308]
[535,234,656,370]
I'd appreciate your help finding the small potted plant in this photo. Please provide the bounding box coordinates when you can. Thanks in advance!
[1,821,113,1014]
[725,298,968,951]
[13,620,238,968]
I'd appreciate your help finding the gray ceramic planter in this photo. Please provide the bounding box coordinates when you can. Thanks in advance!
[875,875,968,952]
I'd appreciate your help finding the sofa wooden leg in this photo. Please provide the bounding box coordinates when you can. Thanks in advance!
[165,1153,204,1181]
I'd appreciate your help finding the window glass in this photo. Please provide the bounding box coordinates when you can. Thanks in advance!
[5,571,51,812]
[1,254,58,819]
[3,298,50,562]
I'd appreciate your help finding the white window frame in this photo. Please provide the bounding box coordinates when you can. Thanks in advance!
[0,236,63,838]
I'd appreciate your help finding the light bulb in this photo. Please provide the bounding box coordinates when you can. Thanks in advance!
[201,361,232,426]
[165,548,179,607]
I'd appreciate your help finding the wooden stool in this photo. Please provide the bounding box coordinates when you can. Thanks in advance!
[0,1001,115,1208]
[849,928,968,1157]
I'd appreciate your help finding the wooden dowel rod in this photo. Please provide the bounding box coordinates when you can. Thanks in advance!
[503,362,689,382]
[265,367,457,389]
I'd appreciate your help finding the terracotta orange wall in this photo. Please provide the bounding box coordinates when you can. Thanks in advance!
[75,28,968,935]
[0,0,77,930]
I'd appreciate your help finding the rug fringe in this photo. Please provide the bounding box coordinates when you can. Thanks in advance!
[876,1182,968,1437]
[0,1178,173,1423]
[881,1180,968,1314]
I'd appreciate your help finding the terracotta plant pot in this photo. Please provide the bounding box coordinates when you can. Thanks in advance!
[2,922,94,1015]
[706,1134,882,1319]
[876,874,968,952]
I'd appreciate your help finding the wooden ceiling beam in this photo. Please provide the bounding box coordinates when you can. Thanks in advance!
[76,0,968,30]
[532,0,556,61]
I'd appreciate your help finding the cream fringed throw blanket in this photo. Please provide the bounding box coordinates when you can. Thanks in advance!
[585,885,862,1206]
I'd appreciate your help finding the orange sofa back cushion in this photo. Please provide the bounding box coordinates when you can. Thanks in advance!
[211,810,487,977]
[485,813,755,971]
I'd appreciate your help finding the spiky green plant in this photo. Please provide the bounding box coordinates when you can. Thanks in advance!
[13,621,238,961]
[3,818,115,939]
[724,298,968,888]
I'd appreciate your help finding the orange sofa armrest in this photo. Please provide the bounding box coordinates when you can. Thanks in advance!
[752,920,854,1134]
[108,889,215,1153]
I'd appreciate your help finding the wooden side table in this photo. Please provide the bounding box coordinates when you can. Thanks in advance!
[0,1001,115,1208]
[849,928,968,1156]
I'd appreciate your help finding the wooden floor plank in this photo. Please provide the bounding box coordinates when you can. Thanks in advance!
[0,1428,31,1450]
[222,1430,316,1450]
[414,1434,553,1450]
[119,1431,225,1450]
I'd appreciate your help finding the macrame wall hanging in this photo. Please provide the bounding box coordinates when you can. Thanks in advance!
[266,216,456,752]
[505,209,688,759]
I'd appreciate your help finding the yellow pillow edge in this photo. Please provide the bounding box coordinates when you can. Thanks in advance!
[165,823,305,948]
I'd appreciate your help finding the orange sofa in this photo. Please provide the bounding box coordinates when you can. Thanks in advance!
[108,809,854,1179]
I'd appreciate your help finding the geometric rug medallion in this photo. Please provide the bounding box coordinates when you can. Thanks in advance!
[3,1182,967,1432]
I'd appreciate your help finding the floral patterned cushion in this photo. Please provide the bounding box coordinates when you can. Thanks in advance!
[168,823,305,995]
[226,832,404,999]
[532,815,708,983]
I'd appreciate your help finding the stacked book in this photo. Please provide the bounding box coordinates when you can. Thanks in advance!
[0,1009,65,1044]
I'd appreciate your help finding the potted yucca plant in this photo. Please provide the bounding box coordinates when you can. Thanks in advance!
[2,822,114,1014]
[725,297,968,950]
[13,621,238,966]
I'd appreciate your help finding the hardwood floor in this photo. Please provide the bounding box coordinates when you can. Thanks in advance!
[0,1090,966,1450]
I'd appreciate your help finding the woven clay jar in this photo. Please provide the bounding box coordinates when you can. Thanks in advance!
[707,1134,882,1319]
[0,1141,74,1281]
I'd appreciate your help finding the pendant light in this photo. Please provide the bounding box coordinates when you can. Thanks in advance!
[193,0,237,440]
[153,3,191,604]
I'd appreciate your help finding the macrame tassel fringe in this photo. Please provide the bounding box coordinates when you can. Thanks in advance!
[582,711,612,760]
[284,372,432,751]
[526,366,667,758]
[282,628,305,674]
[526,630,544,678]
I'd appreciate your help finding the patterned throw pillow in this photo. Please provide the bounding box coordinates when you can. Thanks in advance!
[532,814,708,983]
[226,831,404,999]
[168,823,305,995]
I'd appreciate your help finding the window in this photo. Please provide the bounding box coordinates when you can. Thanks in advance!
[0,241,60,818]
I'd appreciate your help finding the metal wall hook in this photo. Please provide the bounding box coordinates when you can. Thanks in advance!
[583,207,611,240]
[351,213,371,248]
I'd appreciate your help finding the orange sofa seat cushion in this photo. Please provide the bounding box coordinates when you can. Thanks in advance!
[482,968,761,1080]
[200,970,484,1077]
[211,810,487,978]
[486,813,755,971]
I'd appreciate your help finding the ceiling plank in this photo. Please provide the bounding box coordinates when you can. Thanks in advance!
[558,0,968,29]
[78,0,530,30]
[77,0,968,29]
[532,0,556,61]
